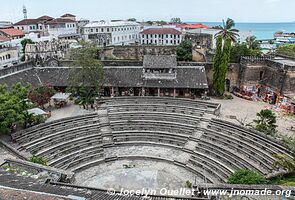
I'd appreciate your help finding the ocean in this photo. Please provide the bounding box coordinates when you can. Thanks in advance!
[188,22,295,40]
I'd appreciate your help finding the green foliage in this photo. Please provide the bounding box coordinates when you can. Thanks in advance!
[273,154,295,173]
[69,42,104,109]
[176,40,192,61]
[253,109,277,135]
[20,39,34,54]
[276,44,295,58]
[0,83,31,134]
[268,173,295,186]
[185,180,192,188]
[127,18,136,22]
[28,85,56,107]
[170,17,182,24]
[230,43,261,63]
[228,169,267,185]
[29,155,48,166]
[156,20,168,25]
[213,18,239,96]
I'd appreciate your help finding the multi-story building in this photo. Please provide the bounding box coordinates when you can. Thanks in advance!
[140,28,182,45]
[13,14,78,39]
[0,38,19,69]
[0,28,25,40]
[82,20,140,46]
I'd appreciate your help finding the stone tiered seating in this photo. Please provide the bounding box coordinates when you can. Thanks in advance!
[101,96,220,114]
[12,113,101,144]
[107,104,205,116]
[113,130,189,146]
[108,111,201,125]
[110,120,196,135]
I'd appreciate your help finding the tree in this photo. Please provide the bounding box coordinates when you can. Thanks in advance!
[28,85,56,107]
[176,40,192,61]
[20,39,34,61]
[230,43,261,63]
[228,169,267,185]
[0,83,31,134]
[253,109,277,135]
[170,17,182,24]
[29,155,48,166]
[246,36,260,50]
[69,42,104,109]
[127,18,136,22]
[276,44,295,58]
[213,18,239,96]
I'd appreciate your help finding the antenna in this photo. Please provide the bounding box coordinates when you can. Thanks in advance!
[23,5,27,19]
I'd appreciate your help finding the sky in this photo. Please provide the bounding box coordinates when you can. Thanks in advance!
[1,0,295,23]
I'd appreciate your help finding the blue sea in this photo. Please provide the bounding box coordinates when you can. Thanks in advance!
[188,22,295,40]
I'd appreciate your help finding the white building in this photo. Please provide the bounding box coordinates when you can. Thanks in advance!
[0,38,20,69]
[82,21,141,46]
[46,18,78,39]
[140,28,182,45]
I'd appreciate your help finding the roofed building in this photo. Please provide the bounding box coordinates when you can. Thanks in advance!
[140,28,182,45]
[0,28,25,40]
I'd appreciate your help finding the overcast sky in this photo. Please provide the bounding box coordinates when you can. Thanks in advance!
[1,0,295,23]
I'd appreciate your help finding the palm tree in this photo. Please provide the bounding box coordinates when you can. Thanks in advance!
[246,36,260,50]
[214,18,239,42]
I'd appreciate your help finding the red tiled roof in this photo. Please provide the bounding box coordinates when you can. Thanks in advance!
[13,19,40,26]
[37,16,54,21]
[176,24,209,29]
[61,13,76,17]
[46,18,76,25]
[0,28,25,37]
[140,28,182,35]
[0,35,10,42]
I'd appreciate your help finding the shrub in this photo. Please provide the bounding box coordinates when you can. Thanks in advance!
[185,180,192,188]
[228,169,267,185]
[29,155,48,166]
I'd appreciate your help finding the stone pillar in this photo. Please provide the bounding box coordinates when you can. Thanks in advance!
[158,88,160,97]
[173,88,176,98]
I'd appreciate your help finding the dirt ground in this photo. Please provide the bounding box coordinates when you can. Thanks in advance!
[210,95,295,138]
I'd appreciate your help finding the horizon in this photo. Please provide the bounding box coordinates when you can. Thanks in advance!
[1,0,295,23]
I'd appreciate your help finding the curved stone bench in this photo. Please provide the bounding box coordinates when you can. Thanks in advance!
[201,132,272,173]
[36,134,102,158]
[107,104,205,116]
[12,113,99,142]
[20,123,102,153]
[210,119,293,156]
[206,126,276,164]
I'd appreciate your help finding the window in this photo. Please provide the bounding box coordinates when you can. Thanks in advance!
[101,28,104,32]
[107,28,109,32]
[96,28,98,32]
[91,28,93,32]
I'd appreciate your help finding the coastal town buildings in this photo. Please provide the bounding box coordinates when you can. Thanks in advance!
[140,28,182,45]
[0,39,19,69]
[82,20,140,46]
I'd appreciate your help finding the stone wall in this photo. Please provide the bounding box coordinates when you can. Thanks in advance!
[101,45,177,60]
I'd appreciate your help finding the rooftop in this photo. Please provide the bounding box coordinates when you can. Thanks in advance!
[46,18,76,25]
[61,13,76,18]
[84,20,140,28]
[140,28,182,35]
[0,36,10,42]
[0,28,25,37]
[143,55,177,69]
[13,19,41,26]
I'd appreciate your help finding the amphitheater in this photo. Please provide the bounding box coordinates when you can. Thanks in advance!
[3,96,293,199]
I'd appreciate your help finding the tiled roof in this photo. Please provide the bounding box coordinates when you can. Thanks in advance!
[143,55,177,69]
[46,18,76,25]
[0,35,10,42]
[0,28,25,37]
[140,28,182,35]
[13,19,40,26]
[37,16,54,21]
[61,13,76,17]
[176,24,209,29]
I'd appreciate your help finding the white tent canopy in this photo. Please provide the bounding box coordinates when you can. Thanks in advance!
[51,93,71,101]
[27,108,46,116]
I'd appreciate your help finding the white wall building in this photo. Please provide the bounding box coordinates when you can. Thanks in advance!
[46,18,78,39]
[140,28,182,45]
[0,39,20,69]
[82,21,140,46]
